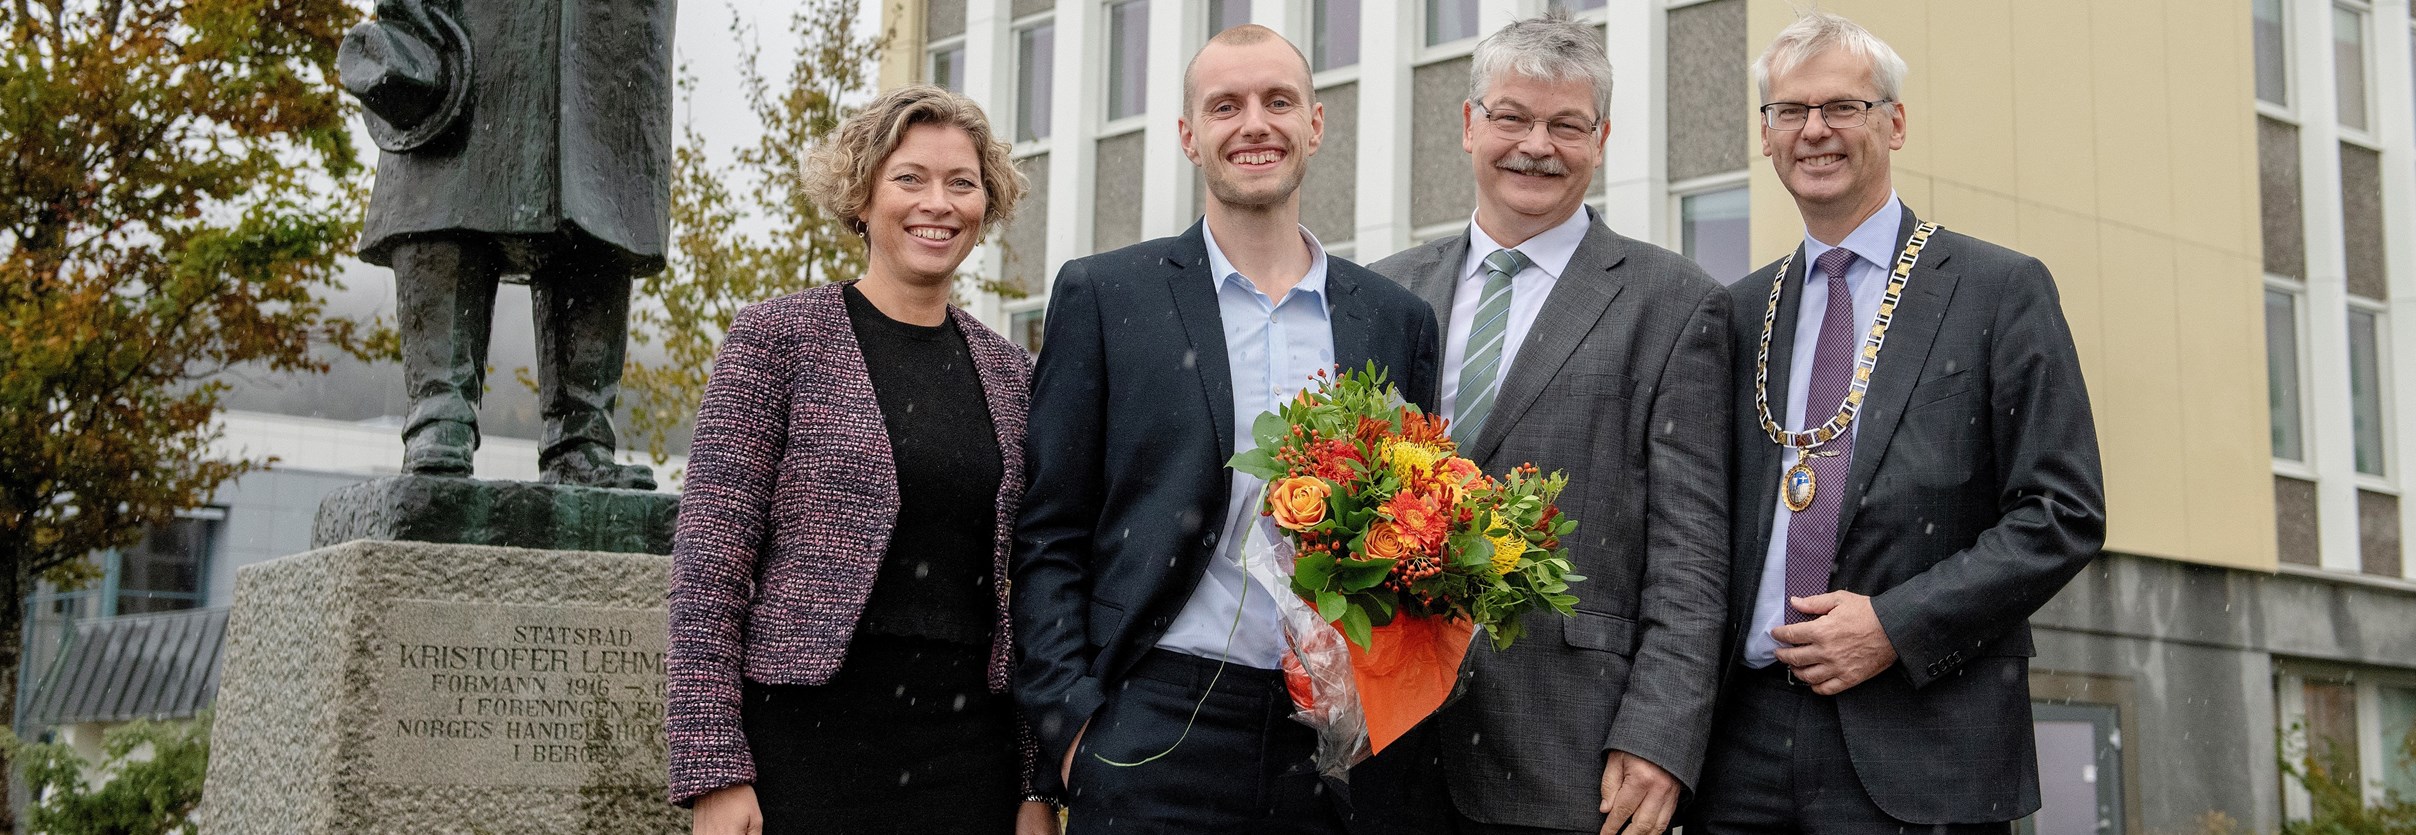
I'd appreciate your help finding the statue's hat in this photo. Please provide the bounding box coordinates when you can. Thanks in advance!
[338,1,471,153]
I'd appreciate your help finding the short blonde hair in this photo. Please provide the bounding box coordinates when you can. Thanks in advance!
[1751,11,1907,103]
[801,85,1027,235]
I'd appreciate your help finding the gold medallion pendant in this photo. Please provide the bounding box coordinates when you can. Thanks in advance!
[1783,461,1817,512]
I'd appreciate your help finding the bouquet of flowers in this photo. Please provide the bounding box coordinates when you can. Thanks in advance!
[1229,362,1581,777]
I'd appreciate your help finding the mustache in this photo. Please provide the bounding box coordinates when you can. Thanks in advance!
[1495,154,1567,176]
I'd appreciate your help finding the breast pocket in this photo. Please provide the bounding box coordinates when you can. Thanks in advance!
[1562,609,1638,656]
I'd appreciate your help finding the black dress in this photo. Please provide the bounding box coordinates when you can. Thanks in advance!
[744,284,1017,834]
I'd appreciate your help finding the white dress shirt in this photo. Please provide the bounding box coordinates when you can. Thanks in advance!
[1744,194,1904,668]
[1155,221,1334,669]
[1438,208,1597,426]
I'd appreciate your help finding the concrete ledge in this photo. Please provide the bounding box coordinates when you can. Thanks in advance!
[312,475,677,555]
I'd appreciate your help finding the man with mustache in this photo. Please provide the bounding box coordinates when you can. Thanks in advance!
[1364,11,1731,835]
[1687,12,2103,833]
[1012,24,1439,833]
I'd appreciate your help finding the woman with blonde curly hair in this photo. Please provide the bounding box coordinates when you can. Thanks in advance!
[666,85,1050,835]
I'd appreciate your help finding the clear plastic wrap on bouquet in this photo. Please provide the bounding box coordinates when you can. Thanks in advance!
[1239,513,1370,780]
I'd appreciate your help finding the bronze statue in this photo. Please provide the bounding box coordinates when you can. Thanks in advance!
[337,0,672,490]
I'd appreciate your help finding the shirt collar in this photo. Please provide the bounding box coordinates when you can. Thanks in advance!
[1461,205,1595,283]
[1801,193,1903,279]
[1202,219,1330,302]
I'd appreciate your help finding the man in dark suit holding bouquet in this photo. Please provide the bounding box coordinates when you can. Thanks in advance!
[1011,25,1439,833]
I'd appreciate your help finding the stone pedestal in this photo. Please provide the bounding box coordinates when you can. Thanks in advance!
[196,540,687,834]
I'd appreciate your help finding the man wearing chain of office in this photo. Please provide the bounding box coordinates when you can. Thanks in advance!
[1689,11,2107,833]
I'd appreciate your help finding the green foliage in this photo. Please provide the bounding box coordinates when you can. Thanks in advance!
[4,713,212,835]
[2281,720,2416,835]
[2,2,388,822]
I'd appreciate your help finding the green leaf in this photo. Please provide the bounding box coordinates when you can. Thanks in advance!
[1228,448,1282,480]
[1341,605,1373,649]
[1252,410,1292,450]
[1335,558,1396,592]
[1316,590,1347,622]
[1293,552,1339,592]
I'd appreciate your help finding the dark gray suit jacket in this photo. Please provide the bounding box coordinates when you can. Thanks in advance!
[1722,205,2106,824]
[1368,209,1733,831]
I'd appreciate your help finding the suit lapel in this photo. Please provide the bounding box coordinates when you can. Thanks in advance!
[1831,206,1958,551]
[1328,266,1377,374]
[1467,212,1625,464]
[1740,248,1809,568]
[1163,222,1236,459]
[1409,236,1469,329]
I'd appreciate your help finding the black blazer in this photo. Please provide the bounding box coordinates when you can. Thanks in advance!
[1722,204,2106,824]
[1011,221,1441,792]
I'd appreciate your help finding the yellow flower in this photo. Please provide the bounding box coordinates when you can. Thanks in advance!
[1386,440,1444,484]
[1487,530,1526,576]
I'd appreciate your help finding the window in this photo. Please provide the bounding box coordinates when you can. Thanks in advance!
[929,42,966,93]
[2383,686,2416,799]
[2258,0,2291,106]
[2024,703,2125,835]
[2349,307,2388,477]
[2337,4,2371,131]
[1314,0,1361,70]
[1016,21,1056,142]
[114,512,218,615]
[1681,186,1752,285]
[2281,668,2416,820]
[1208,0,1250,35]
[1106,0,1149,121]
[1549,0,1607,11]
[1425,0,1480,47]
[1011,308,1046,354]
[2269,288,2307,461]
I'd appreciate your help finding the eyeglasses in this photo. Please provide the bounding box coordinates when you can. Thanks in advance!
[1759,99,1893,131]
[1471,101,1603,145]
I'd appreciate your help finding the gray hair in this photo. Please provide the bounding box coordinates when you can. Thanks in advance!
[1466,10,1613,122]
[1751,11,1908,103]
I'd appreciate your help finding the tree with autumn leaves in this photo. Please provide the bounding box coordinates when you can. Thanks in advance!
[0,0,386,822]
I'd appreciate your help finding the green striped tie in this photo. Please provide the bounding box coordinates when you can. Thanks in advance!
[1453,248,1530,449]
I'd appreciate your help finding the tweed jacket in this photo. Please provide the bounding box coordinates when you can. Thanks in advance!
[665,282,1033,806]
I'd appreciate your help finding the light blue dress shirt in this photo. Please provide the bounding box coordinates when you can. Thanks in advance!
[1154,222,1335,669]
[1744,194,1903,668]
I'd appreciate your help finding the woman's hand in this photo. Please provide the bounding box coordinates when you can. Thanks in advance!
[691,784,762,835]
[1015,800,1060,835]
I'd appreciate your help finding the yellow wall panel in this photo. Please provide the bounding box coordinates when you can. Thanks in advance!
[2163,2,2261,256]
[1748,0,2277,570]
[2095,225,2188,558]
[2173,243,2281,569]
[2088,1,2176,233]
[1931,181,2020,247]
[2017,204,2105,376]
[2008,0,2099,217]
[1919,0,2015,200]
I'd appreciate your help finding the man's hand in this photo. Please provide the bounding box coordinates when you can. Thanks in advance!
[1058,720,1091,788]
[1015,800,1060,835]
[1770,591,1898,695]
[690,784,762,835]
[1597,751,1679,835]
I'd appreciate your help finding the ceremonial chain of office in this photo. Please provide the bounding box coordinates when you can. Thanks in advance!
[1754,222,1941,511]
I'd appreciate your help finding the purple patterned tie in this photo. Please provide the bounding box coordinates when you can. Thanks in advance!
[1782,247,1861,624]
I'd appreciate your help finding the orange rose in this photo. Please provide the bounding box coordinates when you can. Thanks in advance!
[1268,476,1332,531]
[1364,520,1412,559]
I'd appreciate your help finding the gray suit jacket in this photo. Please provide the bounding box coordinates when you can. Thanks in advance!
[1720,205,2105,825]
[1367,208,1732,831]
